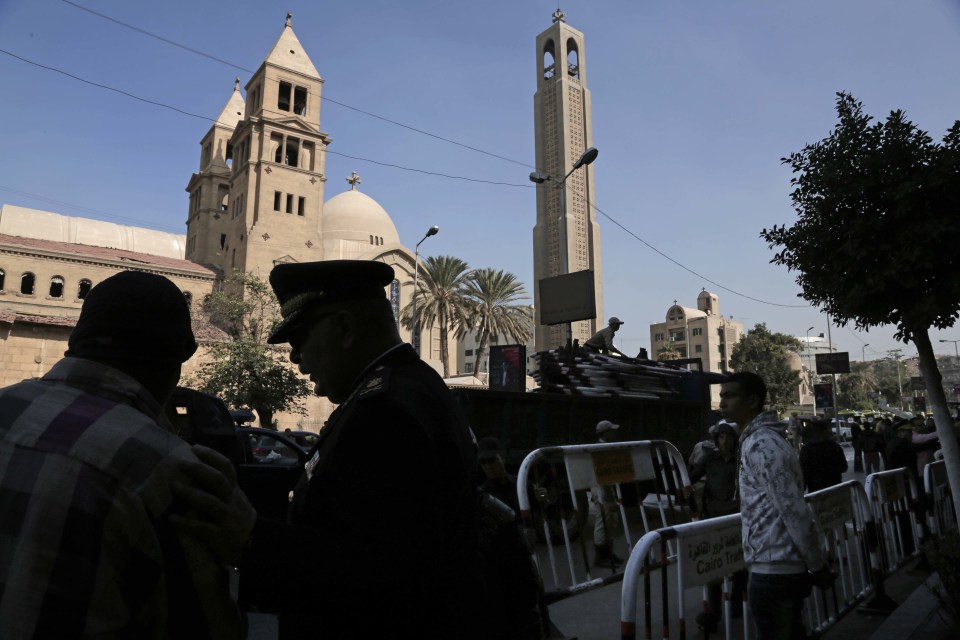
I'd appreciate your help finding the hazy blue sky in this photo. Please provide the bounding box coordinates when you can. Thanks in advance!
[2,0,960,364]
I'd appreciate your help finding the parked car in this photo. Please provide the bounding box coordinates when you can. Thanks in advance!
[165,388,306,520]
[283,430,320,451]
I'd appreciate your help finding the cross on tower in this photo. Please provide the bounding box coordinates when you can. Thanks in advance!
[346,172,362,190]
[552,8,566,23]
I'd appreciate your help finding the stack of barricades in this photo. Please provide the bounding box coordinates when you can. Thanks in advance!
[517,440,693,603]
[864,468,924,570]
[620,480,879,639]
[924,459,957,537]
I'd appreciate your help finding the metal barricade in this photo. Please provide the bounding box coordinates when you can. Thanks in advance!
[924,459,957,537]
[619,481,878,640]
[864,468,923,572]
[517,440,693,602]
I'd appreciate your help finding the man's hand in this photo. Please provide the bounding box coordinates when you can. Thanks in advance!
[171,445,257,566]
[809,565,835,590]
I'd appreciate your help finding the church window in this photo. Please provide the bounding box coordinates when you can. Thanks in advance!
[226,143,234,168]
[286,194,293,214]
[219,234,227,250]
[302,141,314,171]
[278,81,292,111]
[48,276,64,299]
[78,279,92,299]
[271,134,283,163]
[20,272,35,295]
[369,235,374,245]
[274,191,282,211]
[294,86,307,116]
[543,40,555,80]
[298,196,305,216]
[202,143,211,168]
[566,39,580,78]
[285,137,300,166]
[0,268,4,291]
[218,184,229,212]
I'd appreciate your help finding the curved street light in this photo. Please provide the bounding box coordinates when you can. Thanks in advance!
[411,225,439,356]
[529,147,599,345]
[939,338,960,359]
[862,343,870,362]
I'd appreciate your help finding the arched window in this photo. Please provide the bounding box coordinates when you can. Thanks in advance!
[78,279,92,299]
[49,276,64,298]
[566,39,580,78]
[0,268,5,291]
[543,40,556,80]
[20,272,35,295]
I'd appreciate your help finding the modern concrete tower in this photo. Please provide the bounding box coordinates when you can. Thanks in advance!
[532,9,603,352]
[186,13,331,279]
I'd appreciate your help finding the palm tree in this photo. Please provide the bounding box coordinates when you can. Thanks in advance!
[462,268,533,376]
[400,255,472,377]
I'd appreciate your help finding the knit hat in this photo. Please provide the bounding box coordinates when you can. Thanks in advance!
[66,271,197,363]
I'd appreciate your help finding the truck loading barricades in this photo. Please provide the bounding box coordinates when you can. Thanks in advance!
[516,440,693,603]
[620,481,884,640]
[923,459,957,537]
[864,468,924,572]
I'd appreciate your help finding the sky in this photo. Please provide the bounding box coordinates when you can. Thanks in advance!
[2,0,960,364]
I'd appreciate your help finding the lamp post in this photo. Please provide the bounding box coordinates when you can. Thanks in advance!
[888,348,904,410]
[411,225,439,356]
[939,339,960,358]
[805,326,816,401]
[862,343,869,362]
[529,146,599,347]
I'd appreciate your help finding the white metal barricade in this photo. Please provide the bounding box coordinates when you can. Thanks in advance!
[517,440,693,601]
[620,481,878,640]
[924,459,957,537]
[864,468,923,573]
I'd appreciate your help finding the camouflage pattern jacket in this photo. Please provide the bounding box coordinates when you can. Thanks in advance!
[738,411,827,574]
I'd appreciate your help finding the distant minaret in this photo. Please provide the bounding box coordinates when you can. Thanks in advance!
[532,9,603,351]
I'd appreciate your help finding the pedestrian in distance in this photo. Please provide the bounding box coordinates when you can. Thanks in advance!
[591,419,624,568]
[799,417,848,492]
[173,260,487,639]
[858,418,883,474]
[582,317,628,358]
[0,271,253,639]
[720,371,834,640]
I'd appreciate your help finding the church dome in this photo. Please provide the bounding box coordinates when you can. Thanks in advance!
[321,185,400,259]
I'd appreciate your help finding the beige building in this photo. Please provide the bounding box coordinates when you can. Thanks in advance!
[0,14,447,430]
[649,291,744,408]
[531,10,604,351]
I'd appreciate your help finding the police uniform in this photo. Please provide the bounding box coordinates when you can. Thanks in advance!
[238,261,485,639]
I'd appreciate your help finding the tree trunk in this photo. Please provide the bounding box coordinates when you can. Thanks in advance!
[912,327,960,523]
[439,309,450,378]
[475,331,489,379]
[255,407,275,430]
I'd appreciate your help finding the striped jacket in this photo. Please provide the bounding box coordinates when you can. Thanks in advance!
[0,358,242,639]
[738,411,827,574]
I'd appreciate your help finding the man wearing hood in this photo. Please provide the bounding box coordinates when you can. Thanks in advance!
[720,371,833,640]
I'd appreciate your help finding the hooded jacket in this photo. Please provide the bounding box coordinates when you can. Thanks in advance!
[738,411,827,574]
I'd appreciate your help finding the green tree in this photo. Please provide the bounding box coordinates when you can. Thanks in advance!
[461,268,533,375]
[871,357,909,410]
[729,323,803,413]
[188,271,311,429]
[836,362,873,410]
[401,255,472,377]
[761,92,960,517]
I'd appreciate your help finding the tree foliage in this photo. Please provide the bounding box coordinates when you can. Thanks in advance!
[400,255,473,378]
[188,271,311,429]
[460,268,533,375]
[730,323,803,413]
[762,92,960,517]
[836,362,873,410]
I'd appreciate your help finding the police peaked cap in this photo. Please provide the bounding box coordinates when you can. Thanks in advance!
[268,260,395,344]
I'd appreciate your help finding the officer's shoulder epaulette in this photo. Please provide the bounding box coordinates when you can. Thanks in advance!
[353,364,392,402]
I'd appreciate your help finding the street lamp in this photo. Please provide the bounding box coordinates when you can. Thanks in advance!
[939,339,960,358]
[529,147,599,345]
[411,225,439,356]
[862,343,869,362]
[805,327,815,404]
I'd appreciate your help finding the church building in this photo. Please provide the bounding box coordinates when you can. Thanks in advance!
[0,14,435,429]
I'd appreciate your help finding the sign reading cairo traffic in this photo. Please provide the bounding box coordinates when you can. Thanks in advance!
[815,352,850,374]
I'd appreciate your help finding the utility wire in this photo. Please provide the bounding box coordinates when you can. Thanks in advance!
[13,7,812,310]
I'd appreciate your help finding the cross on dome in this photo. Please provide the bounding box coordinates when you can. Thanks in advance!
[552,8,566,23]
[346,172,362,190]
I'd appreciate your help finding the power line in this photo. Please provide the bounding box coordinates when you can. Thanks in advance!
[14,7,811,310]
